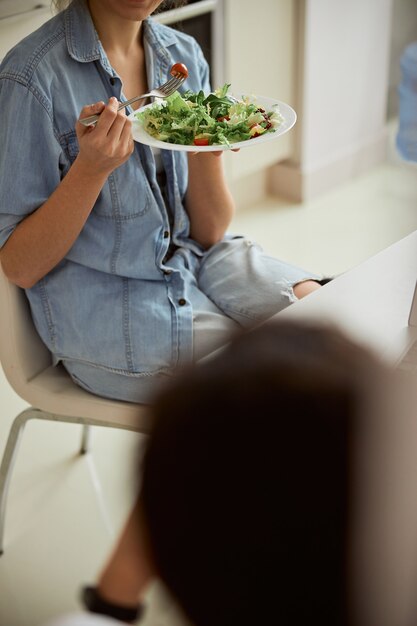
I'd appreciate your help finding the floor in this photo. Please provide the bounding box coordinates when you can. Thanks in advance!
[1,121,416,626]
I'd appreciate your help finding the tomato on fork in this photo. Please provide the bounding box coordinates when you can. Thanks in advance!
[171,63,189,78]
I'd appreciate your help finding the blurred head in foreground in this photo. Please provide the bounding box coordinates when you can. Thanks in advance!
[140,319,417,626]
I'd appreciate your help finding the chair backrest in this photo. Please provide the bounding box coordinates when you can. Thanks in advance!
[0,263,151,429]
[0,262,51,397]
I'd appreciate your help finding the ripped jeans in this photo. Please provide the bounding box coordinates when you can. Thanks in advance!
[64,237,320,404]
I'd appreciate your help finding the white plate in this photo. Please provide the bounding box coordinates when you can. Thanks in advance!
[131,95,297,152]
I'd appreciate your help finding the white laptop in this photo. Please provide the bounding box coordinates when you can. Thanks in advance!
[396,281,417,373]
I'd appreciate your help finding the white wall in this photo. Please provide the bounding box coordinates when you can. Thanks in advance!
[302,0,392,171]
[0,4,53,60]
[221,0,296,208]
[270,0,394,201]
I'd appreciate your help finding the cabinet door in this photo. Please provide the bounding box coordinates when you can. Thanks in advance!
[222,0,296,180]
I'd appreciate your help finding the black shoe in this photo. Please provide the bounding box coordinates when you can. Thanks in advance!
[316,277,334,286]
[81,586,144,623]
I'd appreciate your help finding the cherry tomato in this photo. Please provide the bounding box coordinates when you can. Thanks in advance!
[194,137,210,146]
[171,63,189,78]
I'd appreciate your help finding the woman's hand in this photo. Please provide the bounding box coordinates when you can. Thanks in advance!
[76,98,134,176]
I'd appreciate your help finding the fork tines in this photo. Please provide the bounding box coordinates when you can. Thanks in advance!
[161,74,186,95]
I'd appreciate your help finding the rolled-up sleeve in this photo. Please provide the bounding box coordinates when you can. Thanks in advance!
[0,76,63,248]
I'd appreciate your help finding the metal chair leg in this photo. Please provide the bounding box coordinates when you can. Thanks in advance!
[80,425,92,454]
[0,408,38,555]
[0,407,138,555]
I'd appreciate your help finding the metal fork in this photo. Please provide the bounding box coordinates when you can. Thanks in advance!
[79,73,186,127]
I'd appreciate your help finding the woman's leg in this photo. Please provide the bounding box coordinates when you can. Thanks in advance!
[293,280,322,299]
[198,237,323,327]
[95,498,154,607]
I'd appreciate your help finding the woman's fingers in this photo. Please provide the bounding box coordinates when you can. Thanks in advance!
[89,99,132,146]
[120,116,134,151]
[116,114,134,159]
[76,98,134,173]
[76,101,105,134]
[105,105,134,158]
[94,97,120,135]
[107,106,131,142]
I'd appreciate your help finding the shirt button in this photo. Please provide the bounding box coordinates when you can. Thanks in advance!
[109,76,116,85]
[163,230,169,238]
[178,298,186,306]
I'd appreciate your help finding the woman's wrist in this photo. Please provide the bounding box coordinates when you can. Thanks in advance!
[72,153,112,185]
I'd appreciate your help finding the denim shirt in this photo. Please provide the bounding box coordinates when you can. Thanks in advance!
[0,0,212,375]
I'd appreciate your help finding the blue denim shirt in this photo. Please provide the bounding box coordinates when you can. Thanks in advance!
[0,0,213,375]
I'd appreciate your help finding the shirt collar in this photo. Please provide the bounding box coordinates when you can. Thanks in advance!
[143,18,182,89]
[64,0,102,63]
[143,16,179,50]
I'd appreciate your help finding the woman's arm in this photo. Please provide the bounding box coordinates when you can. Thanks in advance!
[0,99,133,289]
[185,152,235,249]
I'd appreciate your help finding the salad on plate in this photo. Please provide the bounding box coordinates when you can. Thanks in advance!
[134,84,284,148]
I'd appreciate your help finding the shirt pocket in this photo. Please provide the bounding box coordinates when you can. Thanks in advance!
[60,131,152,219]
[61,130,80,162]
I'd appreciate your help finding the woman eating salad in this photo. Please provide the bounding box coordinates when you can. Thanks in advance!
[0,0,327,615]
[0,0,324,405]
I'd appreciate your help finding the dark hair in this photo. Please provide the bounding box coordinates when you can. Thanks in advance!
[153,0,188,13]
[141,320,380,626]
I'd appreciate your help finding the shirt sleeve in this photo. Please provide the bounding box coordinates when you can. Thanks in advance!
[0,76,63,248]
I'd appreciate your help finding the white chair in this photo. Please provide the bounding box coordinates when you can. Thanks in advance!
[0,263,151,555]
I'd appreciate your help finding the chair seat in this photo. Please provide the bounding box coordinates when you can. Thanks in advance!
[22,364,151,432]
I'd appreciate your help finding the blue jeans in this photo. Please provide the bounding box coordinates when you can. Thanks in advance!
[64,237,319,404]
